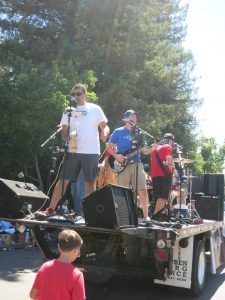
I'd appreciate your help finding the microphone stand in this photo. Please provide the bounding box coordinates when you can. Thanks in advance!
[132,125,139,219]
[58,98,74,216]
[40,126,62,189]
[40,126,62,148]
[131,124,154,221]
[176,150,185,217]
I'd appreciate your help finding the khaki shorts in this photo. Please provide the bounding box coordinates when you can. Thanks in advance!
[116,163,147,191]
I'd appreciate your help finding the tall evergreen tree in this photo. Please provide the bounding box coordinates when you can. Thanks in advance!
[0,0,201,181]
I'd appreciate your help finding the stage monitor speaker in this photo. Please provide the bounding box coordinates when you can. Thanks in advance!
[0,178,48,218]
[82,184,137,228]
[195,195,223,221]
[192,174,205,195]
[216,174,224,200]
[204,174,217,195]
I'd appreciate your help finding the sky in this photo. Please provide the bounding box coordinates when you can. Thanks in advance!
[181,0,225,146]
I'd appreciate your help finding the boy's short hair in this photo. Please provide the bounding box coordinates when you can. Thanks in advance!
[58,229,83,252]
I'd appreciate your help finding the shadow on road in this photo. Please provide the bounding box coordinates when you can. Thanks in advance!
[85,267,225,300]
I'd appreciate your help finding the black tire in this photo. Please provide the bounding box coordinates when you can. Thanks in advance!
[190,239,206,296]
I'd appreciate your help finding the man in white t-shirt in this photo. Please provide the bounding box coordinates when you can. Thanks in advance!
[37,83,109,217]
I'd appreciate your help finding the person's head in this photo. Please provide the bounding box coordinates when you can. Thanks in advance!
[123,109,138,128]
[70,83,87,105]
[162,133,174,145]
[58,229,83,261]
[62,199,69,206]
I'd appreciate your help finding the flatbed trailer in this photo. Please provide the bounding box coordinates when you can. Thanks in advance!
[1,215,224,296]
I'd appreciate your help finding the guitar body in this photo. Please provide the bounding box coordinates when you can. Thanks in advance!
[108,147,147,173]
[108,156,127,173]
[97,164,117,188]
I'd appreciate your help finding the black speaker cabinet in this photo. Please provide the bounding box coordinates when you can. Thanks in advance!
[192,174,205,195]
[0,178,48,218]
[204,174,217,195]
[82,184,137,228]
[216,174,224,200]
[195,195,223,221]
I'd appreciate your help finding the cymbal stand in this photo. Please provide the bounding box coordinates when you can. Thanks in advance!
[176,150,185,214]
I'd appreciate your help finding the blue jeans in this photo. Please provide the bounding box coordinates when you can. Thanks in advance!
[71,170,85,216]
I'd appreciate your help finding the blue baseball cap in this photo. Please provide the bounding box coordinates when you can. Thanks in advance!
[124,109,137,118]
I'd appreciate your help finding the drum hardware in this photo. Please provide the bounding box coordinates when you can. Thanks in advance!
[173,158,194,164]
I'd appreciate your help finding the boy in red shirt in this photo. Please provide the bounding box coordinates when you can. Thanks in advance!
[30,229,85,300]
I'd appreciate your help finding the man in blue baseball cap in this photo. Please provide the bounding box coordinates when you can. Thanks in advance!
[107,109,150,222]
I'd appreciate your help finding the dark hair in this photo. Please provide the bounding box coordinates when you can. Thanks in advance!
[163,133,174,140]
[72,83,87,94]
[58,229,83,252]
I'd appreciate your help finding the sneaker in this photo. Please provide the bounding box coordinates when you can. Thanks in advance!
[138,216,151,225]
[35,208,56,220]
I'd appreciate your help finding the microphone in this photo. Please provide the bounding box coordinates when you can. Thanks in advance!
[70,95,77,104]
[66,95,77,104]
[173,143,183,150]
[122,119,137,127]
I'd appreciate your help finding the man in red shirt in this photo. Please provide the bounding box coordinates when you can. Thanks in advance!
[150,133,175,219]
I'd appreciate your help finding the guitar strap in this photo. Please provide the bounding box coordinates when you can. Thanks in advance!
[155,150,171,179]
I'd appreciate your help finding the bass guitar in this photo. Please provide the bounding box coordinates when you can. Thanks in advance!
[108,147,147,173]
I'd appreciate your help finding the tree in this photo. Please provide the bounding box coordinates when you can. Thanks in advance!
[189,138,225,173]
[0,0,201,183]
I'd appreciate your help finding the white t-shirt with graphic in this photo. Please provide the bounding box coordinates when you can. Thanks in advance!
[60,102,107,154]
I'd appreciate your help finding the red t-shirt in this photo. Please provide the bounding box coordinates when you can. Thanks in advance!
[32,259,86,300]
[150,144,173,178]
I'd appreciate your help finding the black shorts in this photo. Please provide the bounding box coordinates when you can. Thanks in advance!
[60,153,99,183]
[152,176,172,200]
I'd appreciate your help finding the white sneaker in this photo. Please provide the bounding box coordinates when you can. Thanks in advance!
[138,216,151,224]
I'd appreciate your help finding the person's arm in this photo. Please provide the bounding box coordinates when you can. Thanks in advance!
[99,121,110,142]
[165,154,175,172]
[143,141,158,155]
[29,287,38,299]
[72,272,86,300]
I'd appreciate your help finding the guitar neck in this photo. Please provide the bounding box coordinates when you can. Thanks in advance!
[126,147,145,160]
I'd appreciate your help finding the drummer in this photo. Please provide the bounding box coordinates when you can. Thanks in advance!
[170,169,187,207]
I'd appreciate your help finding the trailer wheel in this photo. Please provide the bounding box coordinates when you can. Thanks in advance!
[190,239,206,296]
[85,269,113,285]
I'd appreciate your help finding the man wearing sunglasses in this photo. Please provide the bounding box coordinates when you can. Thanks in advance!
[37,83,109,218]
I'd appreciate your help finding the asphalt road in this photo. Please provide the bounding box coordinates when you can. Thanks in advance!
[0,248,225,300]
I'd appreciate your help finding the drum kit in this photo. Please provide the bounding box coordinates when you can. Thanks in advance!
[171,155,200,220]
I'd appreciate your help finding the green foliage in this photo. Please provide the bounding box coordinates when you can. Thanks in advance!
[190,138,225,173]
[0,0,203,183]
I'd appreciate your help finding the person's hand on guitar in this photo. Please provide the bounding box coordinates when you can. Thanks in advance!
[114,153,125,164]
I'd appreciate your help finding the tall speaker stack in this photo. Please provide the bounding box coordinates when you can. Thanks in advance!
[192,174,224,221]
[82,184,138,228]
[0,178,48,218]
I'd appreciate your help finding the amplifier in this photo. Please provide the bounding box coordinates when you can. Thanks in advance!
[0,178,48,218]
[82,184,137,228]
[195,195,223,221]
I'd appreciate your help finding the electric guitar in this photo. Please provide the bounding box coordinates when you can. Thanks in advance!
[108,147,148,173]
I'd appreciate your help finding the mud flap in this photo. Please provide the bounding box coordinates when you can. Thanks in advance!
[154,236,194,289]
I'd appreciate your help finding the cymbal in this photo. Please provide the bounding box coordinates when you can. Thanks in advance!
[173,158,194,164]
